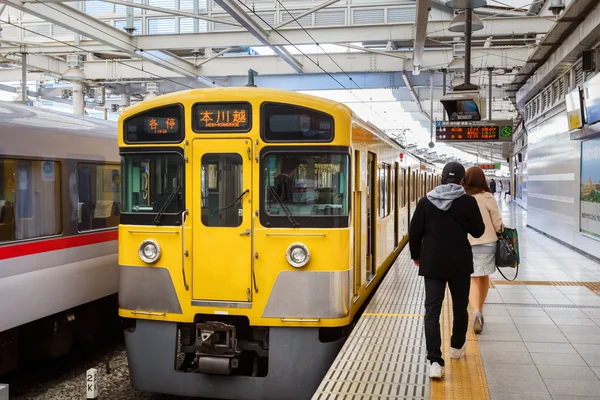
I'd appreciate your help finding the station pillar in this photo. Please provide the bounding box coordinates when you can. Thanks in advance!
[72,82,85,116]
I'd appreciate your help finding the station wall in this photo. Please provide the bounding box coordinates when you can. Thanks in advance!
[525,107,600,259]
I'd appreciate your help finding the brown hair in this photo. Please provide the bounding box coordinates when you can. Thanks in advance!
[463,166,491,195]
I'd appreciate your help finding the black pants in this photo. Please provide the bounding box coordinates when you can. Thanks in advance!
[424,276,470,366]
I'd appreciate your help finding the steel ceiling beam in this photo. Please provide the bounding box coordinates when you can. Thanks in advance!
[0,18,552,54]
[140,17,552,50]
[413,0,431,74]
[213,0,303,73]
[67,47,531,80]
[0,0,219,86]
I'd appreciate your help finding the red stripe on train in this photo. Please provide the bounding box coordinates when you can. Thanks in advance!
[0,230,118,261]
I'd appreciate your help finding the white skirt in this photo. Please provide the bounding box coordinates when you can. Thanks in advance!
[472,243,497,277]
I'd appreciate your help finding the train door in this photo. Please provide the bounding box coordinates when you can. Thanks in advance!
[393,162,399,248]
[191,139,253,302]
[366,152,376,279]
[353,150,361,296]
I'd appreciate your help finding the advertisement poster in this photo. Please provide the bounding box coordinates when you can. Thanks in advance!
[581,137,600,239]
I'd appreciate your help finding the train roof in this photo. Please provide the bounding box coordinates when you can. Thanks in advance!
[0,102,119,163]
[122,87,352,119]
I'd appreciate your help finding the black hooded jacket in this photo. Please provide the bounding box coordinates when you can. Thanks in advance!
[409,184,485,280]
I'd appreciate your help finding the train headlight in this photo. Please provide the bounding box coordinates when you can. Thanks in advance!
[286,243,310,268]
[138,239,161,264]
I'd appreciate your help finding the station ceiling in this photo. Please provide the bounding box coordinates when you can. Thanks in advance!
[0,0,557,168]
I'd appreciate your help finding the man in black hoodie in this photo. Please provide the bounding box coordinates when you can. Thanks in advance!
[409,162,485,379]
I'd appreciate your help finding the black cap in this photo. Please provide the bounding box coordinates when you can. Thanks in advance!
[441,162,465,184]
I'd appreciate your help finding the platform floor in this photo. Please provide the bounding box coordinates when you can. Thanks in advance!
[313,199,600,400]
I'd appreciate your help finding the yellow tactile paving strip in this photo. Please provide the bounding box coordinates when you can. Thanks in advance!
[493,280,600,296]
[430,288,490,400]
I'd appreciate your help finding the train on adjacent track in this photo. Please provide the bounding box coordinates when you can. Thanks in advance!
[117,87,440,399]
[0,102,120,374]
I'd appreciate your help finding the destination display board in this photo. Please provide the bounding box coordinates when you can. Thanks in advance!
[435,120,513,142]
[124,104,184,143]
[192,102,252,133]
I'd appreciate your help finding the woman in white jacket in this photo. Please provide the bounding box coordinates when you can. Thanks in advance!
[463,167,503,334]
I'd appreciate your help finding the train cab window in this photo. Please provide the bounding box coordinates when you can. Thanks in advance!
[201,154,243,227]
[76,163,121,231]
[0,159,61,242]
[261,151,349,228]
[120,153,184,226]
[261,103,334,142]
[379,163,391,217]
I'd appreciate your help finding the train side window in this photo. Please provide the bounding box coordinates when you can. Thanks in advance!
[201,154,243,227]
[400,169,406,208]
[379,163,390,217]
[0,159,61,242]
[391,163,397,212]
[77,163,121,232]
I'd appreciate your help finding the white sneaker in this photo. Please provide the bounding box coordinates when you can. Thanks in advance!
[428,362,442,379]
[450,341,467,359]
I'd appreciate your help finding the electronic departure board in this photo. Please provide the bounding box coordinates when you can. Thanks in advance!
[478,163,501,170]
[436,126,499,141]
[124,104,184,143]
[193,102,252,133]
[435,120,513,142]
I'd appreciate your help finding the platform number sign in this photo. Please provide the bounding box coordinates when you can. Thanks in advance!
[86,368,98,399]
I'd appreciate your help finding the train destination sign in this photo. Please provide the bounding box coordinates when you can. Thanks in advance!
[435,120,513,142]
[479,163,501,170]
[193,102,252,133]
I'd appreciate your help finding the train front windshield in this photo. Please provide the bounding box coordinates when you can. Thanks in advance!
[120,153,184,219]
[263,153,349,219]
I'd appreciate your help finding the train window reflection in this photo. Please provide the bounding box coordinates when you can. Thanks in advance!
[263,153,349,219]
[121,153,184,218]
[0,159,61,242]
[77,163,121,231]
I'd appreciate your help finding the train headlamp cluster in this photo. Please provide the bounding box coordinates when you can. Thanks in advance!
[138,239,161,264]
[286,243,310,268]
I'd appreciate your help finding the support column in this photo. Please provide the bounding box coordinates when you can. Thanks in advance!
[72,82,85,115]
[488,67,493,120]
[20,52,27,102]
[102,86,108,120]
[429,70,435,148]
[442,68,447,121]
[121,93,131,110]
[464,8,472,86]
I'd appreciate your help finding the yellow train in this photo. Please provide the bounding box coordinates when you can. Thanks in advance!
[117,88,439,399]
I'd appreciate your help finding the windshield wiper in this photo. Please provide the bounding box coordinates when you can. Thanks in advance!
[153,185,180,225]
[210,189,249,216]
[267,186,299,227]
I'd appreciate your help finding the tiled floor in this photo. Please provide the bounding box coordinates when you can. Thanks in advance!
[480,198,600,399]
[313,196,600,400]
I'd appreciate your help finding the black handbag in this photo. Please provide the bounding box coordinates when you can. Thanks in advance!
[495,226,519,281]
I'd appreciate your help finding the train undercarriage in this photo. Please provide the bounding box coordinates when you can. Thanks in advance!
[124,315,348,400]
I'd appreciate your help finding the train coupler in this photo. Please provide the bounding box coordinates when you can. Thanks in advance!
[194,321,239,375]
